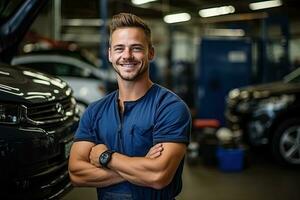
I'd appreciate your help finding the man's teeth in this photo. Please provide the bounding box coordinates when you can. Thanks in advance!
[123,64,135,67]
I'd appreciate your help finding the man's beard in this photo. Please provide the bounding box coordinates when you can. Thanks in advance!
[113,62,148,81]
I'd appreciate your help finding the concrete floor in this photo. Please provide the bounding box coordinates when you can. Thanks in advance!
[62,151,300,200]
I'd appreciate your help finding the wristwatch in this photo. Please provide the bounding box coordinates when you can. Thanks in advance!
[99,150,115,168]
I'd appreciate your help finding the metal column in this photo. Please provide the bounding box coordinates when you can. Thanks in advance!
[53,0,61,40]
[100,0,108,69]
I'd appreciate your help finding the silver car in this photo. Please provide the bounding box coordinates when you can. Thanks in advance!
[12,51,116,113]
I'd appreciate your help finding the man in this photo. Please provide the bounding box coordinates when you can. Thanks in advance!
[68,13,191,200]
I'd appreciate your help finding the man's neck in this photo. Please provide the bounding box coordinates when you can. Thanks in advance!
[118,78,153,103]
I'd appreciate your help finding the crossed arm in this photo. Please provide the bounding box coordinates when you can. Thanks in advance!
[68,141,123,187]
[68,141,186,189]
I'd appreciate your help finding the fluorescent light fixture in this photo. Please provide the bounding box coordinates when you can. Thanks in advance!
[131,0,157,5]
[163,13,191,24]
[249,0,282,10]
[205,28,245,37]
[62,19,104,27]
[199,6,235,18]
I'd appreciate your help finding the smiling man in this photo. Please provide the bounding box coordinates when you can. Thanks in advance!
[68,13,191,200]
[109,26,152,81]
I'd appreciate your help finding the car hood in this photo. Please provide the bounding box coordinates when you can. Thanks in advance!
[0,63,72,104]
[241,81,300,94]
[234,81,300,101]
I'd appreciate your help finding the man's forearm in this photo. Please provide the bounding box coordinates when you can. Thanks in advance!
[88,142,183,189]
[107,143,186,189]
[69,159,124,187]
[108,153,164,188]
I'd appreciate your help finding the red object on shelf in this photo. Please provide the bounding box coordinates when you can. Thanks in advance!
[193,119,220,129]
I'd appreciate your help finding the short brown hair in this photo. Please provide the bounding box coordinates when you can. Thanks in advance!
[109,13,152,47]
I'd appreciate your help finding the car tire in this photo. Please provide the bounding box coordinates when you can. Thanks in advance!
[271,118,300,166]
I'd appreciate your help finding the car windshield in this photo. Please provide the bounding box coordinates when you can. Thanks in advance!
[0,0,23,23]
[283,67,300,83]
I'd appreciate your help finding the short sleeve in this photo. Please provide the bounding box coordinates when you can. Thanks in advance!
[74,105,97,143]
[153,99,191,145]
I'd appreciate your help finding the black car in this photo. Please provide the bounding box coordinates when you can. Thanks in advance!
[225,67,300,166]
[0,0,79,199]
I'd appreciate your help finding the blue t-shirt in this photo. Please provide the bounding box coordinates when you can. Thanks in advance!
[74,84,191,200]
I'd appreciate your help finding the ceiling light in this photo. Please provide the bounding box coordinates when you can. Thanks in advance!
[163,13,191,24]
[62,19,104,27]
[131,0,157,5]
[199,6,235,18]
[205,29,245,37]
[249,0,282,10]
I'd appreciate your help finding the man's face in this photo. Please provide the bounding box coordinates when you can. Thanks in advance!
[108,27,154,81]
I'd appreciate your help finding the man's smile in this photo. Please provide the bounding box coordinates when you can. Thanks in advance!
[119,61,140,68]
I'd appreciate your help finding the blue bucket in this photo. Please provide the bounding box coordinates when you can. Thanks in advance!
[216,147,244,172]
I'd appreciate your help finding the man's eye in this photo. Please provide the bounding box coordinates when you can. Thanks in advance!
[132,47,143,52]
[114,48,123,52]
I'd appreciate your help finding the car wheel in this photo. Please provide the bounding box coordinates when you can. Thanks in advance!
[271,118,300,166]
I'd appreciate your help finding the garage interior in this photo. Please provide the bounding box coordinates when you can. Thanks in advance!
[1,0,300,199]
[63,158,300,200]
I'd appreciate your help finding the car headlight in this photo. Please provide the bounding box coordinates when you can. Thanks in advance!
[0,104,21,124]
[256,94,295,111]
[236,94,295,114]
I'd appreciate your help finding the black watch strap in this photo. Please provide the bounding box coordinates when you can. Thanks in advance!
[99,150,115,168]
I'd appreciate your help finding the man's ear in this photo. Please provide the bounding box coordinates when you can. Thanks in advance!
[108,48,112,62]
[148,46,155,61]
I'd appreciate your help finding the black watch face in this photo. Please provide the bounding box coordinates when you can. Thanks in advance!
[102,153,109,160]
[100,151,111,166]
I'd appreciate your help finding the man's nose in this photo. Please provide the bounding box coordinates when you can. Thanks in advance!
[122,48,132,59]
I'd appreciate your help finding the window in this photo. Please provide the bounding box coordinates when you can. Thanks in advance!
[20,62,93,78]
[21,62,56,75]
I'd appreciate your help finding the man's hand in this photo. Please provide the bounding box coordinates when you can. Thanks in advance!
[89,144,108,167]
[146,143,164,159]
[89,143,164,168]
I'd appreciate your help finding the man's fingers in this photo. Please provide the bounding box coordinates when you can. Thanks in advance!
[150,143,163,152]
[146,143,163,158]
[150,146,163,155]
[148,150,162,159]
[89,144,107,167]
